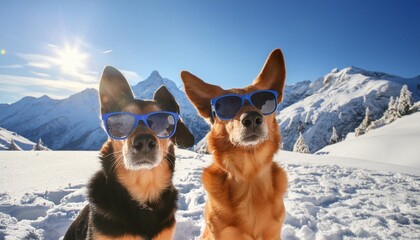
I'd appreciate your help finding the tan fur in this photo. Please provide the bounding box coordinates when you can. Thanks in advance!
[181,49,288,239]
[107,103,173,203]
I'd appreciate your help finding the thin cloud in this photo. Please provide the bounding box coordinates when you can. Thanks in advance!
[27,62,52,69]
[0,64,23,69]
[16,52,98,83]
[120,69,142,85]
[17,53,55,69]
[102,50,113,54]
[47,43,60,48]
[30,71,51,78]
[0,74,98,93]
[16,53,56,64]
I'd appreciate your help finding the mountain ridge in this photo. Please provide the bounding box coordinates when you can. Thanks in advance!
[0,70,208,150]
[0,67,419,151]
[277,67,420,153]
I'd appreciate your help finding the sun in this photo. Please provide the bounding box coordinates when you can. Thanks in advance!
[55,45,88,75]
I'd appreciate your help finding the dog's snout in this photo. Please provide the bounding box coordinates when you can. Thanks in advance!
[132,134,157,152]
[241,111,263,128]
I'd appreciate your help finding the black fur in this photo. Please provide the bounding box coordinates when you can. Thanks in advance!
[64,142,178,239]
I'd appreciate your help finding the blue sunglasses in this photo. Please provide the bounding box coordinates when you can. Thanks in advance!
[102,111,179,140]
[210,90,279,120]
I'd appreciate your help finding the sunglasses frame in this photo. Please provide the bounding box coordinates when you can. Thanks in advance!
[101,111,179,140]
[210,89,279,120]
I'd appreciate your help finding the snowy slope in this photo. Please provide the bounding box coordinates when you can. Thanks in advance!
[277,67,420,153]
[0,128,36,150]
[316,111,420,168]
[0,150,419,239]
[0,71,208,150]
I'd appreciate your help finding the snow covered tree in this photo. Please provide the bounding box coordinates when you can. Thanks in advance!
[355,107,371,137]
[293,132,310,153]
[397,85,413,116]
[33,138,48,151]
[383,96,399,124]
[367,96,400,133]
[330,126,339,144]
[9,139,22,151]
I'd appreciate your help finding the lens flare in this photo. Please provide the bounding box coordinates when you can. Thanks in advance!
[0,49,6,55]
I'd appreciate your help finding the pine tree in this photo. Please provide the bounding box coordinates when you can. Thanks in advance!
[397,85,413,116]
[366,96,400,133]
[355,107,371,137]
[330,126,339,144]
[293,132,310,153]
[33,138,48,151]
[9,139,22,151]
[383,96,399,124]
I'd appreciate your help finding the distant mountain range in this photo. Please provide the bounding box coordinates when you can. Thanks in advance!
[0,67,419,151]
[0,71,208,150]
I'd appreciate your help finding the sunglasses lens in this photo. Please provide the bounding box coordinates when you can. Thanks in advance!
[251,91,277,115]
[215,96,242,119]
[106,114,135,139]
[147,113,177,138]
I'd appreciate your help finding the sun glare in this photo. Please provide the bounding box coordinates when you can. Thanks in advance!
[55,45,88,75]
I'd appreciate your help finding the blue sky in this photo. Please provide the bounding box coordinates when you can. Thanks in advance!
[0,0,419,103]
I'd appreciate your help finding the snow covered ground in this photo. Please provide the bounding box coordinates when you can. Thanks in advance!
[316,112,420,169]
[0,149,419,239]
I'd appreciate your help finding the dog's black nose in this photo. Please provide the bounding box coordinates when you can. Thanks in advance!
[132,134,157,152]
[241,111,263,128]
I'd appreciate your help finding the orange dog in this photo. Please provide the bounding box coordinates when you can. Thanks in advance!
[181,49,288,240]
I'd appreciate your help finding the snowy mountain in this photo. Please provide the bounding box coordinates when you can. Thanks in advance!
[278,80,313,111]
[277,67,420,153]
[0,127,36,150]
[0,89,104,150]
[1,67,419,152]
[131,70,209,142]
[0,71,208,150]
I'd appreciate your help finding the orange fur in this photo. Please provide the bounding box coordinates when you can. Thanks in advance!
[181,49,288,239]
[202,103,288,240]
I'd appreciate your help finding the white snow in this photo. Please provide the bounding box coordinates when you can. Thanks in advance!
[0,128,36,150]
[316,112,420,169]
[1,148,419,239]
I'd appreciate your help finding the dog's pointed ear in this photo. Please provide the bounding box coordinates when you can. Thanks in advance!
[172,120,195,148]
[253,49,286,102]
[99,66,134,114]
[153,86,195,148]
[181,71,224,120]
[153,86,180,113]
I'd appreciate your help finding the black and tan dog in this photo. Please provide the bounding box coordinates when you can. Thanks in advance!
[64,66,194,240]
[181,49,288,239]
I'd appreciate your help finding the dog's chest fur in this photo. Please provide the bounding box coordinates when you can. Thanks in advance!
[203,156,287,238]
